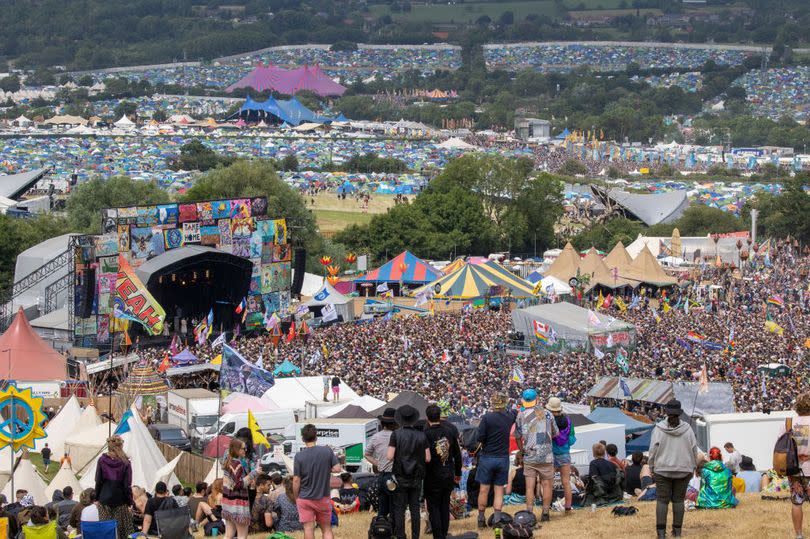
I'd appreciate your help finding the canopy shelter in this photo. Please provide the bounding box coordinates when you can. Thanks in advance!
[587,407,653,434]
[370,390,431,419]
[355,251,442,287]
[114,115,135,127]
[226,64,346,97]
[117,361,168,395]
[262,376,359,411]
[231,95,333,126]
[172,348,199,366]
[273,359,302,377]
[536,275,573,296]
[330,405,374,419]
[591,185,689,226]
[411,261,536,299]
[0,307,66,381]
[322,395,386,418]
[512,302,636,351]
[0,167,50,199]
[545,242,581,282]
[302,281,355,322]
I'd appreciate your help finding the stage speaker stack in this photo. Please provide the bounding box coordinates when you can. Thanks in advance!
[79,267,96,318]
[291,248,306,296]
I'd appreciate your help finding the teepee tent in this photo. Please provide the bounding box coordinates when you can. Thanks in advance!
[153,453,183,487]
[64,421,117,472]
[629,245,678,287]
[76,404,103,431]
[545,242,581,282]
[45,463,83,501]
[204,459,222,484]
[2,457,49,504]
[118,361,169,395]
[79,404,178,490]
[603,241,634,273]
[33,395,82,455]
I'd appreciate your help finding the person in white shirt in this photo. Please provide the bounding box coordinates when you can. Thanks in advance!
[723,443,742,474]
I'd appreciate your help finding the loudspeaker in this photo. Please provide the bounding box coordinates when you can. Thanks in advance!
[79,267,96,318]
[291,248,307,296]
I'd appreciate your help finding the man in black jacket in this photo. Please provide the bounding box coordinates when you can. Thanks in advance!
[387,405,431,539]
[424,404,462,539]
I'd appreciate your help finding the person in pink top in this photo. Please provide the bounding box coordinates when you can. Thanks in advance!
[780,392,810,539]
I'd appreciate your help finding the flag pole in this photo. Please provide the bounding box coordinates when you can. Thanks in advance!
[109,326,115,438]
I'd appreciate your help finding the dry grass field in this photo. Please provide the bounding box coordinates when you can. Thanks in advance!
[233,493,793,539]
[308,193,397,235]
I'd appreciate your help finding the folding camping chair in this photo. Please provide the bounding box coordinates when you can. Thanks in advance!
[81,520,119,539]
[155,506,193,539]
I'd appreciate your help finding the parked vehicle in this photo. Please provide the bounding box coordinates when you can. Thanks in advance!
[148,423,192,452]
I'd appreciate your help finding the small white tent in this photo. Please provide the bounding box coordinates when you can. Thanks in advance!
[262,376,359,411]
[321,395,386,418]
[538,275,573,296]
[114,115,136,127]
[64,421,117,472]
[76,404,103,431]
[45,462,83,501]
[153,453,183,487]
[34,395,82,455]
[204,459,222,485]
[2,457,49,505]
[79,405,178,490]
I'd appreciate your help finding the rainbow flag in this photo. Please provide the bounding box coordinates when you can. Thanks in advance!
[533,320,550,344]
[767,295,784,307]
[686,331,706,343]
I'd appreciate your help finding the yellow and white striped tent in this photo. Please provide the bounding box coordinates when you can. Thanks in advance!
[411,260,536,299]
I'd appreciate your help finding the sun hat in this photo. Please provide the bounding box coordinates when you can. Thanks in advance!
[663,398,683,416]
[521,389,537,408]
[378,407,397,425]
[394,405,420,427]
[545,396,562,412]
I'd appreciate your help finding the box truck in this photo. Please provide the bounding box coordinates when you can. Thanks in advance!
[695,411,794,471]
[287,417,378,472]
[196,409,296,451]
[167,388,219,443]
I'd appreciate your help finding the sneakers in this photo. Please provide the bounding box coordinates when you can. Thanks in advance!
[477,513,486,529]
[672,528,682,537]
[540,512,550,523]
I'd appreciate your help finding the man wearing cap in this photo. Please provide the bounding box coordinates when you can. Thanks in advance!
[366,407,398,521]
[475,393,516,529]
[514,389,559,522]
[387,405,430,539]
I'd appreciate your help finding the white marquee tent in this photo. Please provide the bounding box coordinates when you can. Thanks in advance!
[64,421,117,472]
[34,395,82,455]
[262,376,359,412]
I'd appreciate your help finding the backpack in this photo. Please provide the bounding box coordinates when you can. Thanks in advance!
[368,515,393,539]
[774,417,801,477]
[502,522,534,538]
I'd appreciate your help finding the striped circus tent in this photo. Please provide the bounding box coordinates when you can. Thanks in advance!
[354,250,442,285]
[118,361,169,395]
[412,260,536,299]
[441,257,467,274]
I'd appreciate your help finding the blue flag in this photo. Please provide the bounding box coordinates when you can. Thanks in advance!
[114,410,133,435]
[619,378,632,398]
[219,344,275,397]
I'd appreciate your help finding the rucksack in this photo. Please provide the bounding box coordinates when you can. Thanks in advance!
[774,417,801,477]
[487,512,513,528]
[512,510,537,528]
[368,515,393,539]
[502,522,534,538]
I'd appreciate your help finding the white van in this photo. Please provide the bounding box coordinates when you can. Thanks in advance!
[194,409,296,451]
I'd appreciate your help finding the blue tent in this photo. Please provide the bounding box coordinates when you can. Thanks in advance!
[626,428,653,452]
[172,348,199,366]
[337,180,357,194]
[527,270,543,284]
[556,128,571,140]
[587,407,653,434]
[273,359,301,376]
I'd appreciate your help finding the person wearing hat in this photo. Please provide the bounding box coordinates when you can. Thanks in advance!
[475,393,516,529]
[386,405,430,539]
[547,396,576,513]
[737,456,761,493]
[514,389,559,523]
[366,407,398,521]
[648,399,701,539]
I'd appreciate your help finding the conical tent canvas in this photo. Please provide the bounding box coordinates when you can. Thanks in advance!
[630,245,677,286]
[604,241,633,272]
[76,405,103,432]
[578,247,609,279]
[0,308,66,380]
[45,463,82,501]
[545,242,580,282]
[2,457,48,505]
[34,394,81,455]
[79,404,178,490]
[64,421,117,472]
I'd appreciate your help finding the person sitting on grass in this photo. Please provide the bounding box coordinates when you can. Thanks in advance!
[584,443,624,507]
[696,447,738,509]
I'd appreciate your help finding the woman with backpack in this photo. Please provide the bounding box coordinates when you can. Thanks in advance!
[648,399,701,539]
[95,436,134,539]
[548,397,576,513]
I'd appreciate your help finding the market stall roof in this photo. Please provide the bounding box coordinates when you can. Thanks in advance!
[410,261,536,299]
[537,275,573,296]
[591,185,689,226]
[513,302,634,342]
[117,361,168,395]
[355,250,442,284]
[172,348,199,365]
[273,358,302,376]
[672,381,735,417]
[0,167,50,199]
[226,64,346,97]
[588,376,674,404]
[0,307,66,380]
[587,406,653,434]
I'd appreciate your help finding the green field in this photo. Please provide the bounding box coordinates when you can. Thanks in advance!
[370,1,560,23]
[314,209,375,235]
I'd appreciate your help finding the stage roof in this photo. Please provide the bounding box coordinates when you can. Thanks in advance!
[0,167,49,199]
[227,64,346,97]
[135,245,253,286]
[591,185,689,226]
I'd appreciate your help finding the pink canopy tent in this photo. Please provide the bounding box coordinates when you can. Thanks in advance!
[0,308,66,380]
[227,64,346,97]
[222,393,278,414]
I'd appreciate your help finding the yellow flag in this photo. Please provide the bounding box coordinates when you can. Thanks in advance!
[321,342,329,359]
[596,291,605,310]
[662,302,671,313]
[248,410,270,448]
[615,297,627,312]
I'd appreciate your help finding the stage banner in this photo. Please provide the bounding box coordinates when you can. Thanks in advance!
[219,344,275,397]
[115,254,166,335]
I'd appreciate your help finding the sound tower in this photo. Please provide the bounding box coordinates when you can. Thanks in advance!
[291,248,307,296]
[79,267,96,318]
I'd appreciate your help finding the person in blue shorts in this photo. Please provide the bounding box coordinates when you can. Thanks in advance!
[475,393,515,529]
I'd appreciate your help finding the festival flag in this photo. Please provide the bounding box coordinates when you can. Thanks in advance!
[158,353,170,374]
[376,282,389,293]
[662,301,671,314]
[548,327,558,345]
[441,349,451,363]
[212,332,227,349]
[321,303,338,323]
[299,320,310,340]
[264,311,281,330]
[114,410,133,436]
[603,293,613,309]
[615,296,627,312]
[596,291,605,310]
[255,351,263,368]
[699,364,709,394]
[675,337,692,350]
[219,344,275,397]
[588,310,601,327]
[321,342,329,359]
[169,334,179,356]
[684,297,690,315]
[764,320,785,335]
[122,330,132,348]
[615,347,629,374]
[804,337,810,349]
[630,295,640,310]
[767,295,784,307]
[511,365,525,384]
[761,378,767,398]
[115,254,166,335]
[533,320,551,344]
[235,298,246,314]
[651,308,661,324]
[606,333,614,348]
[619,378,632,398]
[248,410,270,448]
[270,323,282,348]
[686,331,706,343]
[594,347,605,360]
[286,322,297,343]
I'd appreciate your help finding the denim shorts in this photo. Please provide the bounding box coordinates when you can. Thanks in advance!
[476,455,510,486]
[553,452,571,468]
